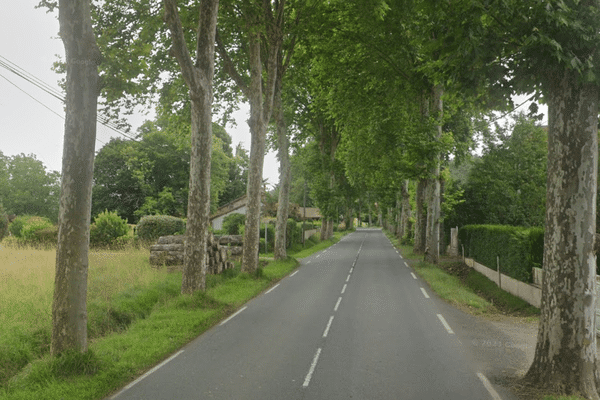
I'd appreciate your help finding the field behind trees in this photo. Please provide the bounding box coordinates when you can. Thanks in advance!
[0,244,169,388]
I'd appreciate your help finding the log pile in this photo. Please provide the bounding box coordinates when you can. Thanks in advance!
[149,234,235,274]
[216,235,243,258]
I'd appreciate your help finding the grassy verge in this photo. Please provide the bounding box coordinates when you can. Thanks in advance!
[0,231,348,400]
[384,231,585,400]
[384,231,539,318]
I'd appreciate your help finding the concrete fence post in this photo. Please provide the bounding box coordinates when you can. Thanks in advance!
[497,255,501,289]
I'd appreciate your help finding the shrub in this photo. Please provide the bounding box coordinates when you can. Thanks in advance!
[222,213,246,235]
[136,215,186,243]
[90,210,129,247]
[0,204,7,241]
[32,225,58,245]
[9,215,30,238]
[286,219,302,248]
[21,217,54,242]
[259,222,275,251]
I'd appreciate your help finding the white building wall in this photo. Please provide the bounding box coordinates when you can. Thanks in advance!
[211,206,247,231]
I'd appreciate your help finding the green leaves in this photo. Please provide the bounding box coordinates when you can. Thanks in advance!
[0,152,60,222]
[448,115,547,228]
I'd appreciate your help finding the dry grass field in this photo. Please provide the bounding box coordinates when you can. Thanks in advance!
[0,242,172,390]
[0,244,169,335]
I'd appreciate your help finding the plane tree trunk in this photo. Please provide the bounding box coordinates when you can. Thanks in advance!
[425,84,443,265]
[524,68,600,399]
[51,0,101,355]
[164,0,219,294]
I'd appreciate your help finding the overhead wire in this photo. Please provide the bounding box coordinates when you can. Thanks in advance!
[0,54,137,143]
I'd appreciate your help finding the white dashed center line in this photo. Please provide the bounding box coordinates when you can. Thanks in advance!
[420,287,430,299]
[334,296,342,312]
[303,348,322,388]
[322,316,334,337]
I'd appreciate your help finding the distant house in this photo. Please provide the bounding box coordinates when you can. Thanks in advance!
[210,195,251,231]
[297,207,321,221]
[210,197,322,231]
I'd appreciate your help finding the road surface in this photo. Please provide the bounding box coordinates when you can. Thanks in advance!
[109,228,517,400]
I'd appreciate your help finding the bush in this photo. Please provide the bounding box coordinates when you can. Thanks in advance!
[21,217,54,242]
[259,223,275,251]
[32,225,58,245]
[90,210,129,247]
[286,219,302,248]
[458,225,542,283]
[222,213,246,235]
[0,204,8,241]
[136,215,186,243]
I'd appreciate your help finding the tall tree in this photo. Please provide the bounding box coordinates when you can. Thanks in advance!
[216,0,284,272]
[0,153,61,222]
[51,0,101,355]
[273,67,292,259]
[441,0,600,395]
[164,0,219,294]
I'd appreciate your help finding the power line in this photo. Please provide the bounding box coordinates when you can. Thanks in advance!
[0,54,137,142]
[0,71,64,120]
[0,70,107,146]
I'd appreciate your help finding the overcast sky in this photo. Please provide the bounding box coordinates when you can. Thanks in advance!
[0,1,280,186]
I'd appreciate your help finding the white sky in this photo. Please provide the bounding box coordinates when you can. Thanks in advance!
[0,1,280,187]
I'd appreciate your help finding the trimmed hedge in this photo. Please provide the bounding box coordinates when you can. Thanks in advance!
[136,215,186,243]
[458,225,543,283]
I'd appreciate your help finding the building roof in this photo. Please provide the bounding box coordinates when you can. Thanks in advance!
[297,207,321,220]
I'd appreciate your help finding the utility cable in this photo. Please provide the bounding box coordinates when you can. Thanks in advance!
[0,54,136,142]
[0,71,107,146]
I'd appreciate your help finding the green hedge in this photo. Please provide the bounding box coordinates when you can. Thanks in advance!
[287,219,302,248]
[136,215,186,243]
[458,225,543,283]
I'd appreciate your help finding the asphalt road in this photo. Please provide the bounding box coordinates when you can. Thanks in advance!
[109,228,517,400]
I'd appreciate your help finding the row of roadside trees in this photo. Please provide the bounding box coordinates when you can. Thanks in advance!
[45,0,600,397]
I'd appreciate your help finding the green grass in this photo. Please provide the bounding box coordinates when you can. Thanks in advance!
[0,245,171,391]
[0,231,351,400]
[383,229,539,317]
[464,269,540,317]
[412,261,493,314]
[292,231,346,259]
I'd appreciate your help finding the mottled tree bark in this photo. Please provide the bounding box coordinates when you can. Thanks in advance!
[345,203,354,230]
[399,179,411,242]
[164,0,219,294]
[238,2,283,272]
[273,67,291,260]
[425,84,443,265]
[413,178,427,254]
[524,69,600,398]
[52,0,101,355]
[242,30,271,272]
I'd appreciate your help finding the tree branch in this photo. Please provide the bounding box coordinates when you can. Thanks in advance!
[215,30,250,96]
[163,0,202,92]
